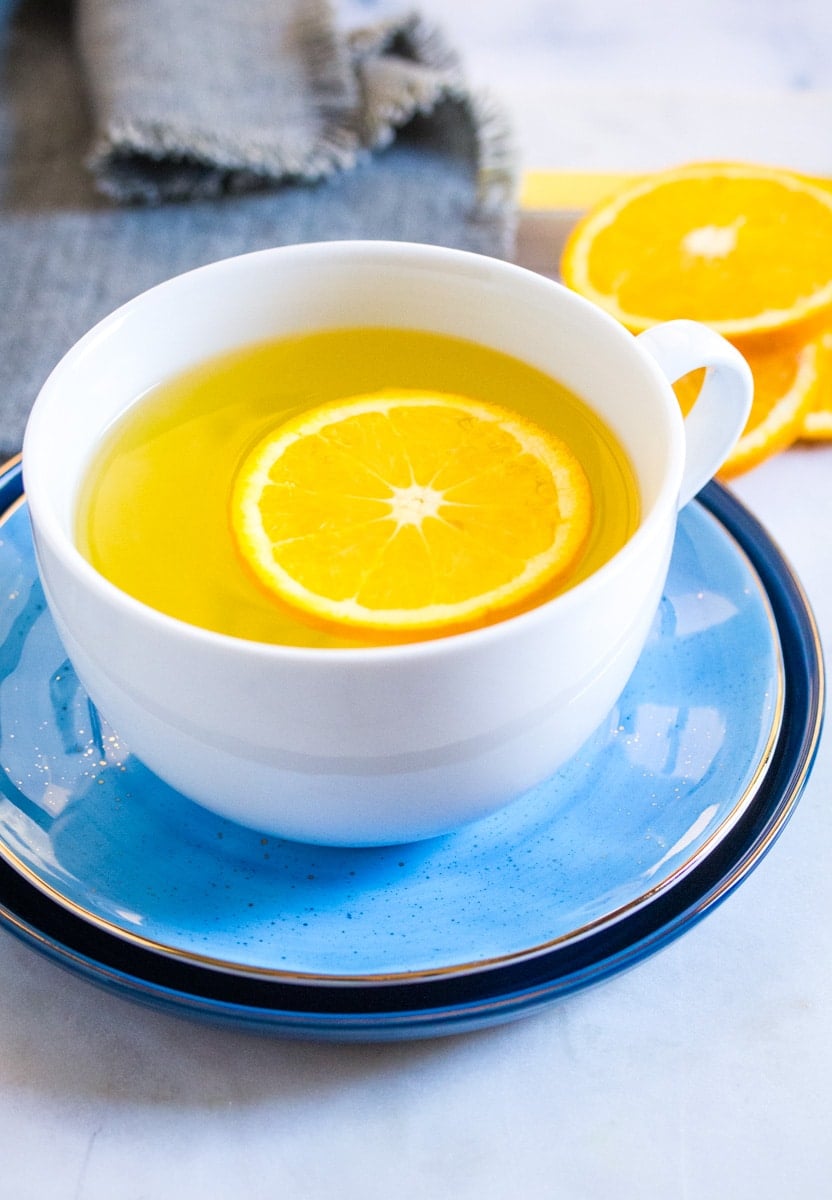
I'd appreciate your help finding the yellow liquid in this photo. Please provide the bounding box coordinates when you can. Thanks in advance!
[75,328,640,648]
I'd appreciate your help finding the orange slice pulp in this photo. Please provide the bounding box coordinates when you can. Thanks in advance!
[673,333,827,478]
[799,329,832,441]
[230,391,593,638]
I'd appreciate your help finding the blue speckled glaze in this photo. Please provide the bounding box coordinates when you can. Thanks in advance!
[0,477,782,984]
[0,462,821,1037]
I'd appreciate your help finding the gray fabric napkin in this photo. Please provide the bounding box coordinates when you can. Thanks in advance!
[0,0,517,458]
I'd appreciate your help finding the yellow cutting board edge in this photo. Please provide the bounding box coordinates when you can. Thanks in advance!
[520,170,637,211]
[520,168,832,212]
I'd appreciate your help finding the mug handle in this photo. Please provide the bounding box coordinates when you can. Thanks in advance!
[636,319,753,509]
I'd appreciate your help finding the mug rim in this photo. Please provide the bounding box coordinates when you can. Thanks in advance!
[23,240,686,665]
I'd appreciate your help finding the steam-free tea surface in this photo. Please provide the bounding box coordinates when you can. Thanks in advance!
[75,328,639,646]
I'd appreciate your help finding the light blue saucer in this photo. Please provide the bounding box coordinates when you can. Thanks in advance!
[0,482,783,985]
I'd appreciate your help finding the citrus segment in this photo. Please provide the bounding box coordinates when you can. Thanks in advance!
[231,391,593,636]
[799,329,832,441]
[673,335,825,478]
[560,162,832,340]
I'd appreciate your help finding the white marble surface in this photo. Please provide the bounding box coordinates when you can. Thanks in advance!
[3,3,832,1198]
[340,0,832,174]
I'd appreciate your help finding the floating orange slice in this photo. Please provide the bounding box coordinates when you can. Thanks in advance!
[230,391,593,637]
[561,162,832,342]
[674,334,826,478]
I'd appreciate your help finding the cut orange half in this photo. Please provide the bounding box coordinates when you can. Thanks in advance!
[230,391,593,637]
[561,162,832,341]
[673,334,826,478]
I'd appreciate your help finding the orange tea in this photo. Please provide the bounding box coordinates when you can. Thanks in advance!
[75,327,640,647]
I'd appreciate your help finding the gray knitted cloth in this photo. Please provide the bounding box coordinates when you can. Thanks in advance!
[0,0,517,457]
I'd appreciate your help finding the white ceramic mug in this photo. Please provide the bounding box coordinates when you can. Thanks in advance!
[22,241,752,845]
